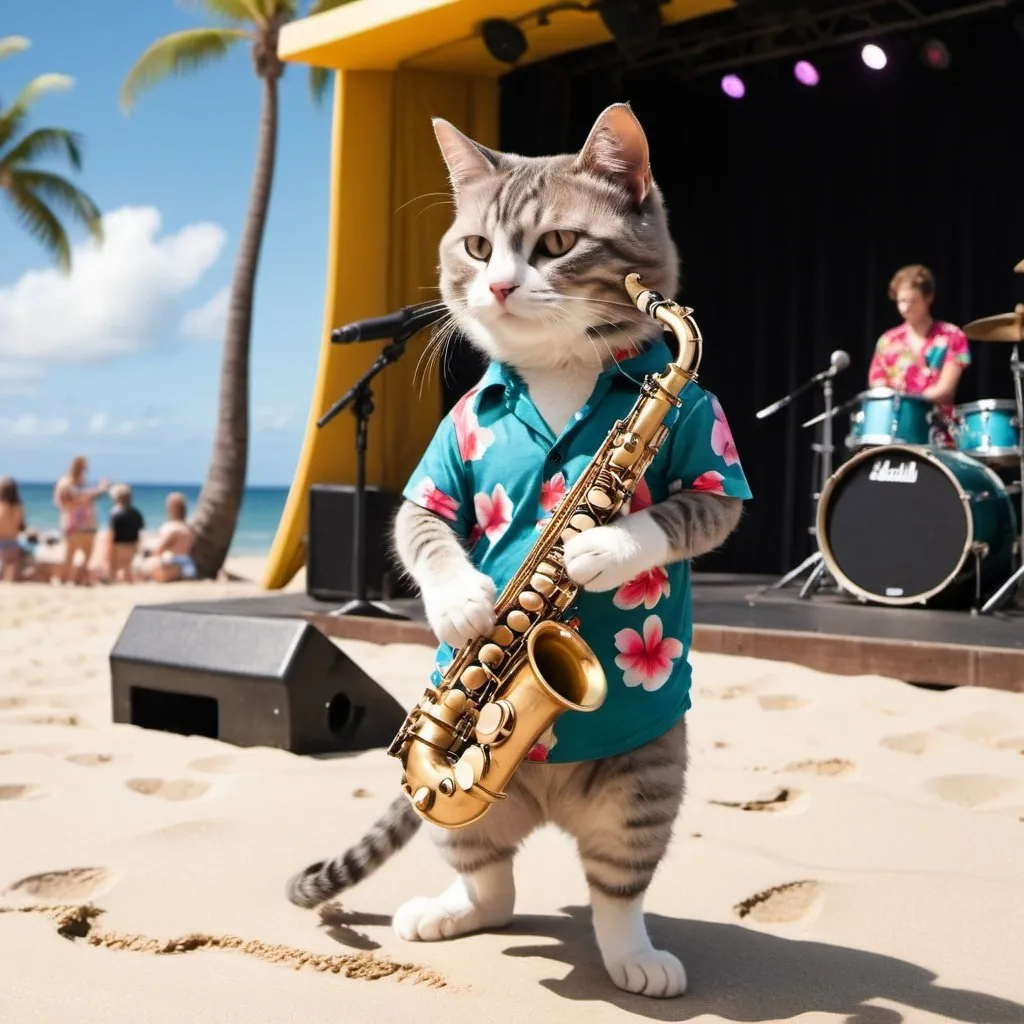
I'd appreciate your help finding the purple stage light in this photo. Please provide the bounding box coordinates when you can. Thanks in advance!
[721,74,745,99]
[794,60,819,86]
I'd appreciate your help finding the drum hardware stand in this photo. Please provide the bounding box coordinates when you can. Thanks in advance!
[756,353,849,599]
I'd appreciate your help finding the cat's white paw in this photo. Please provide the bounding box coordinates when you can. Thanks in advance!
[603,948,688,998]
[564,524,644,592]
[392,885,513,942]
[421,569,497,648]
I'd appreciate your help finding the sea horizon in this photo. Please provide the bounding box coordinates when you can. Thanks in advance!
[17,482,291,557]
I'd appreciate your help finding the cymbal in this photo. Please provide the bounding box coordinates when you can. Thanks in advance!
[963,310,1024,343]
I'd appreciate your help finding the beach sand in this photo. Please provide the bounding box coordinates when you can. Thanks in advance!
[2,560,1023,1023]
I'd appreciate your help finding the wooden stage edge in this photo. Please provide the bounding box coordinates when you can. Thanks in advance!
[297,612,1024,694]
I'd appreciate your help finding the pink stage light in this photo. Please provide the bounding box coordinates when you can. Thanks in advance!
[721,74,745,99]
[794,60,819,86]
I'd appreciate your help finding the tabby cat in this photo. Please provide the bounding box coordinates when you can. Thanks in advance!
[286,103,747,999]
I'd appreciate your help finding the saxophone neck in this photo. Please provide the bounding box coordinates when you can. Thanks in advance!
[624,272,703,386]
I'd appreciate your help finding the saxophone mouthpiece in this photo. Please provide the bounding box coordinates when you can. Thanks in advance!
[624,272,658,312]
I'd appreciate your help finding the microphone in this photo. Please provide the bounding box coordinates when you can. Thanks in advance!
[331,301,447,344]
[755,349,851,420]
[827,349,851,375]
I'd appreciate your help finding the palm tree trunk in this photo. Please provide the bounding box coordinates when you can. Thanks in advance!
[189,73,278,577]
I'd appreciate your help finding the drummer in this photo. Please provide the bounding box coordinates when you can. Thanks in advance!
[867,264,971,446]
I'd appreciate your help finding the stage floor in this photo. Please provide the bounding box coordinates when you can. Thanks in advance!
[157,573,1024,693]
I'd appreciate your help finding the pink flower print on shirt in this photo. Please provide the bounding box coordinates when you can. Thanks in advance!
[412,477,460,521]
[614,615,684,692]
[527,724,557,762]
[613,566,670,611]
[903,362,931,394]
[450,387,494,462]
[474,484,513,542]
[690,470,725,494]
[540,472,566,513]
[625,477,653,515]
[710,397,739,466]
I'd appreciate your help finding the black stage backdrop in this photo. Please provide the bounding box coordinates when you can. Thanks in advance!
[442,6,1024,576]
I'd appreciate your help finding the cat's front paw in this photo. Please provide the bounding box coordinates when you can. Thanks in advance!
[564,524,644,592]
[604,949,688,999]
[421,569,497,648]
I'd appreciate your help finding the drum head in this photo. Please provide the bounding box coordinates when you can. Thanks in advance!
[819,447,970,603]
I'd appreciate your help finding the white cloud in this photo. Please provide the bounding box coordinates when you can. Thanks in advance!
[0,414,70,436]
[0,360,46,396]
[253,406,296,433]
[181,285,230,341]
[87,412,150,437]
[0,205,226,365]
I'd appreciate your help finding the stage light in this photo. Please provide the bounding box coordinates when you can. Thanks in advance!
[921,38,950,69]
[794,60,819,86]
[861,43,887,70]
[721,74,745,99]
[481,18,527,64]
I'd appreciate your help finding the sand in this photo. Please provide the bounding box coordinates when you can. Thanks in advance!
[2,559,1023,1023]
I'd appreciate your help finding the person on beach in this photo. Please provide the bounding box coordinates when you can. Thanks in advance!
[53,456,110,585]
[139,491,197,582]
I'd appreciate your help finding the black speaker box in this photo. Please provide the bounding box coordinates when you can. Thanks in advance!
[306,484,414,602]
[109,607,408,755]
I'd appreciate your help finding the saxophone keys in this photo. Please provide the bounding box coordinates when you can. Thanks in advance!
[530,573,555,596]
[587,487,613,510]
[560,526,580,543]
[475,699,515,744]
[441,688,468,713]
[537,560,559,577]
[454,745,487,792]
[519,591,545,613]
[479,643,505,666]
[570,513,596,532]
[460,665,488,691]
[506,610,531,633]
[490,624,515,646]
[412,786,434,811]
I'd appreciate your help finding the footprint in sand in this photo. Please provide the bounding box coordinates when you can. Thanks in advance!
[125,778,211,802]
[709,787,804,812]
[781,758,855,777]
[16,713,81,727]
[187,756,235,774]
[938,711,1024,749]
[352,788,373,799]
[66,753,116,768]
[0,696,27,710]
[0,784,49,801]
[881,732,932,755]
[5,866,118,901]
[924,774,1021,809]
[734,880,823,924]
[996,737,1024,755]
[758,695,809,711]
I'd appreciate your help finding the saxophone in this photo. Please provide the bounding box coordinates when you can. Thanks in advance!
[387,273,703,829]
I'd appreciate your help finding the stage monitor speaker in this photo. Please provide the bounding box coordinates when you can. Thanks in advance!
[306,484,414,602]
[109,607,408,755]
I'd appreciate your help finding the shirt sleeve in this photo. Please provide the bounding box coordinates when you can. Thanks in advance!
[663,388,753,499]
[401,413,475,541]
[944,326,972,368]
[868,335,890,387]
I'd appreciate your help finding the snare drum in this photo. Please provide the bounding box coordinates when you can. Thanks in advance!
[817,444,1018,608]
[846,388,933,449]
[952,399,1021,467]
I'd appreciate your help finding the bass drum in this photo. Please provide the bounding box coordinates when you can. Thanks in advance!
[817,444,1018,607]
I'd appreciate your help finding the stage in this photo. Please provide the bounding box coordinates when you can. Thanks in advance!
[156,573,1024,694]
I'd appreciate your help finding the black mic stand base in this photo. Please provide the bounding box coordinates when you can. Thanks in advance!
[328,598,410,620]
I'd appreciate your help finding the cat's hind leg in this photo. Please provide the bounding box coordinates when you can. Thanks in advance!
[558,718,688,997]
[393,776,542,942]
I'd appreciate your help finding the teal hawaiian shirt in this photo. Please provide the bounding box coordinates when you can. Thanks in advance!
[402,337,752,764]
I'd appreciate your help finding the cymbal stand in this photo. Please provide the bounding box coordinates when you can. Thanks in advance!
[758,368,841,599]
[980,344,1024,614]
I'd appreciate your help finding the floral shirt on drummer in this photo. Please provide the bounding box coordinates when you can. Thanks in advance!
[867,320,971,442]
[402,337,752,765]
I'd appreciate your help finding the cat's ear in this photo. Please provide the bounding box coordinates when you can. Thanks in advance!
[574,103,653,205]
[433,118,501,192]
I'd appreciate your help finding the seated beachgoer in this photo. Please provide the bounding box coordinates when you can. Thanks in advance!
[140,492,197,582]
[107,484,145,583]
[0,476,37,583]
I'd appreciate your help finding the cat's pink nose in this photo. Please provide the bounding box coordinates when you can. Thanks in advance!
[489,282,517,303]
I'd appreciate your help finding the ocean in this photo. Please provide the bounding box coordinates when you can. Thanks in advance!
[16,482,290,556]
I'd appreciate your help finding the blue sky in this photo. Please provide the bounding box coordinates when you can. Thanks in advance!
[1,0,335,485]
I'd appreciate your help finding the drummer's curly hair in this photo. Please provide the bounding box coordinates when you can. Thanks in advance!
[888,264,935,300]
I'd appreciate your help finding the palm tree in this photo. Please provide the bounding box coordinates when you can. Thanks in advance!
[121,0,355,578]
[0,36,103,271]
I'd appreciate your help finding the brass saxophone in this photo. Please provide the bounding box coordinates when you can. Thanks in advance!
[387,273,703,829]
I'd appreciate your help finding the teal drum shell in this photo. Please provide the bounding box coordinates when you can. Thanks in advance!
[817,444,1019,607]
[847,388,934,448]
[952,399,1021,467]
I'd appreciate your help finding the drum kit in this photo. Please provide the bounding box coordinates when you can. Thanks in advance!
[760,260,1024,615]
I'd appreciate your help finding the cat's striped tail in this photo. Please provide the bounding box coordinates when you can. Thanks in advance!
[285,794,421,909]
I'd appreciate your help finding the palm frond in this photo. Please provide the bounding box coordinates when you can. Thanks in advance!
[121,27,251,113]
[2,184,72,270]
[10,170,103,244]
[0,35,30,62]
[0,127,83,173]
[176,0,267,25]
[6,73,75,115]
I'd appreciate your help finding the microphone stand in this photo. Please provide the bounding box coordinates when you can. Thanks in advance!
[757,364,842,599]
[316,315,434,620]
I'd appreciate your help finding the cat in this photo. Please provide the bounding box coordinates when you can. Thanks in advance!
[286,102,747,1000]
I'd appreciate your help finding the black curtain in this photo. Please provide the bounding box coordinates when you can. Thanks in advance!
[453,6,1024,576]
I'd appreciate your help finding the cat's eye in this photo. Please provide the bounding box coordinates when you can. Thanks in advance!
[539,230,577,258]
[464,235,492,261]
